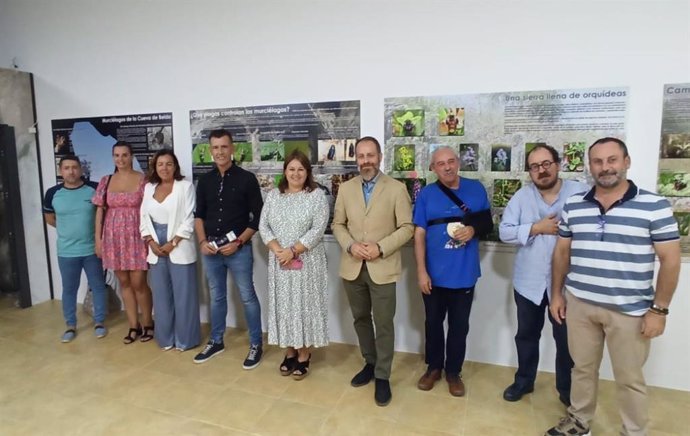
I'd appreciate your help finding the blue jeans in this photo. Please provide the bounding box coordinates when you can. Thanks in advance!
[513,289,572,397]
[202,245,262,345]
[58,254,107,326]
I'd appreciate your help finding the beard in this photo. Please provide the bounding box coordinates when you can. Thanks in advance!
[533,173,558,190]
[595,170,625,188]
[359,164,378,180]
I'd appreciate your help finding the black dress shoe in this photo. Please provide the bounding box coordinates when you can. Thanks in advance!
[374,378,392,407]
[502,382,534,402]
[350,363,375,387]
[559,392,571,407]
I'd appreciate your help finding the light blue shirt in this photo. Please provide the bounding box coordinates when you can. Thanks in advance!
[362,171,381,206]
[499,179,589,305]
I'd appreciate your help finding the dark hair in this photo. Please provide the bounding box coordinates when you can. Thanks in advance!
[355,136,382,154]
[208,129,233,143]
[278,150,317,193]
[148,149,184,184]
[527,144,560,163]
[59,155,81,167]
[588,137,628,158]
[112,140,134,172]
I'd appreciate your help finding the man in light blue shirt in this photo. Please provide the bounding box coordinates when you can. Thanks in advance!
[499,144,588,405]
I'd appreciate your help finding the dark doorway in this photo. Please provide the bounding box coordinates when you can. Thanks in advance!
[0,124,32,307]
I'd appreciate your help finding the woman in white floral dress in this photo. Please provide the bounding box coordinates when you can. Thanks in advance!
[259,150,329,380]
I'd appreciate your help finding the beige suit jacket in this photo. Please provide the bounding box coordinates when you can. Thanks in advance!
[332,173,414,284]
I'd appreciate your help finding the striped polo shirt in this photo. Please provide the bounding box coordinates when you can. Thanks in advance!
[558,180,679,316]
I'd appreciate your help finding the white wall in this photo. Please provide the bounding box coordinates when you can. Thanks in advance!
[1,0,688,390]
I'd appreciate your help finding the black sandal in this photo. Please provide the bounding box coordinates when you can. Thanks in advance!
[140,323,154,342]
[291,354,311,380]
[123,326,142,344]
[280,354,297,376]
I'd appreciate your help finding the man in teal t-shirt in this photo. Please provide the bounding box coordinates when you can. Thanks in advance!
[43,156,108,342]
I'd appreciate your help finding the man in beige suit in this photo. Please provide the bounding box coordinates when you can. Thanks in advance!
[332,136,414,407]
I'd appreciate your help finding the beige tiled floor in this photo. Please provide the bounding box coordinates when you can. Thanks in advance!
[0,293,688,436]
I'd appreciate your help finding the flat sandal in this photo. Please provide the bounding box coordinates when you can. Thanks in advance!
[123,326,142,344]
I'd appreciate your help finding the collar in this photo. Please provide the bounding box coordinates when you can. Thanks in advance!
[62,181,86,190]
[583,179,638,207]
[212,163,237,177]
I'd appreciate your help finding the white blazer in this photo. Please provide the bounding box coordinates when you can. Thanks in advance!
[140,179,197,265]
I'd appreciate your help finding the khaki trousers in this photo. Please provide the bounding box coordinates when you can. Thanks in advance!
[566,291,651,436]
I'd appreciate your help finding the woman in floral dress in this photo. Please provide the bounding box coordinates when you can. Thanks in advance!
[93,141,152,344]
[259,150,329,380]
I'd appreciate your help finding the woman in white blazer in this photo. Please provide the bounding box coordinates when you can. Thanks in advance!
[140,150,200,351]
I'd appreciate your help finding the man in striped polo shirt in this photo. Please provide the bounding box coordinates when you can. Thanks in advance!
[545,138,680,436]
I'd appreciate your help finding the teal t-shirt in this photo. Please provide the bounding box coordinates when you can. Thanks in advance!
[43,181,98,257]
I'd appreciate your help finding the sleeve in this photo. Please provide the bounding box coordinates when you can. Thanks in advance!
[139,183,153,238]
[557,199,573,238]
[91,175,109,207]
[43,186,57,213]
[298,189,329,250]
[174,181,196,239]
[258,190,276,245]
[412,189,428,229]
[194,176,207,220]
[246,174,263,230]
[378,182,414,257]
[499,190,534,246]
[650,198,680,242]
[331,183,355,251]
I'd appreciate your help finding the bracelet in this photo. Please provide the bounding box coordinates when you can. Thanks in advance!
[649,303,669,316]
[199,239,207,246]
[234,239,243,248]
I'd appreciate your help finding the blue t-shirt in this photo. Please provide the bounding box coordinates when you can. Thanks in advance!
[413,178,490,288]
[43,182,98,257]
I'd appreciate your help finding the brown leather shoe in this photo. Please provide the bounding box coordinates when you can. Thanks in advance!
[417,368,442,391]
[446,374,465,397]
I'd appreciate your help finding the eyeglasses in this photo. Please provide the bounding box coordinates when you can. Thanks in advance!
[597,216,606,241]
[528,160,555,173]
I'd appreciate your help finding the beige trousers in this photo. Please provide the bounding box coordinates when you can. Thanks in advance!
[566,291,651,436]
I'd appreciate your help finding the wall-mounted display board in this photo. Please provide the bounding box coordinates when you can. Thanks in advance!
[189,100,361,232]
[658,83,690,256]
[51,112,174,182]
[384,87,629,242]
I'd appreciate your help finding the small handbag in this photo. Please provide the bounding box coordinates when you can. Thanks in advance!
[281,258,303,270]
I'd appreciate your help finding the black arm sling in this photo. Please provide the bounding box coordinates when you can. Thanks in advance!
[426,181,493,238]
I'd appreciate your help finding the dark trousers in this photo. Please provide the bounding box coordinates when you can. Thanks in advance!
[513,289,573,397]
[422,286,474,376]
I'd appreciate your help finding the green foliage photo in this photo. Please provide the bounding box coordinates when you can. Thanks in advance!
[658,172,690,197]
[394,145,416,171]
[392,110,425,137]
[492,179,522,207]
[563,142,586,172]
[675,213,690,236]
